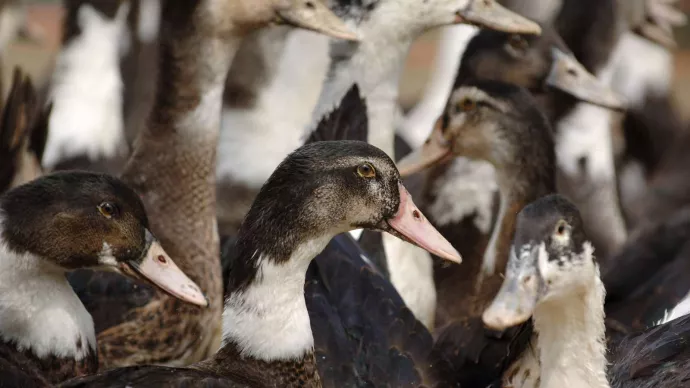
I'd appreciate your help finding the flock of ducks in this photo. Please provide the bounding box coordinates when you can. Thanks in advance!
[1,0,690,387]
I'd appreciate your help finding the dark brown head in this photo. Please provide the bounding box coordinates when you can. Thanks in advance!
[229,141,461,290]
[398,80,554,179]
[0,171,208,306]
[457,25,624,117]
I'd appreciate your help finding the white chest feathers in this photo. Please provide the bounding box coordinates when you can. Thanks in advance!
[43,3,131,169]
[0,244,95,360]
[427,157,498,234]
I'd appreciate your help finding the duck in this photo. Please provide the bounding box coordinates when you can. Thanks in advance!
[60,140,461,388]
[215,0,542,234]
[64,0,359,370]
[397,25,623,324]
[483,193,690,388]
[397,80,557,386]
[0,170,207,387]
[42,1,132,174]
[0,68,46,194]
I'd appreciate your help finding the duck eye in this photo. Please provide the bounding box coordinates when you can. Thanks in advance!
[507,34,529,53]
[356,163,376,178]
[555,220,568,236]
[98,202,117,219]
[457,98,476,113]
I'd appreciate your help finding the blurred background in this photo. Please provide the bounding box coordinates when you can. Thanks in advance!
[4,0,690,115]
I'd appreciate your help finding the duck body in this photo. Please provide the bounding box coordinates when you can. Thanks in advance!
[67,0,358,369]
[484,194,690,388]
[43,2,131,173]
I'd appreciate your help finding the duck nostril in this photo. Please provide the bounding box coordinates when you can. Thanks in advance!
[305,1,315,9]
[566,68,577,77]
[157,255,167,264]
[412,210,421,220]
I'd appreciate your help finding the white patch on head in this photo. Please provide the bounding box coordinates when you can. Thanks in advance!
[0,219,96,360]
[221,236,332,361]
[217,29,330,188]
[398,25,480,149]
[97,241,117,266]
[529,240,608,388]
[382,233,436,330]
[609,32,672,108]
[137,0,161,43]
[43,2,131,169]
[449,86,511,114]
[427,157,498,233]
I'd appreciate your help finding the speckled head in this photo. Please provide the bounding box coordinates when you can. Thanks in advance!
[398,79,553,176]
[234,141,460,280]
[0,171,208,306]
[482,194,594,330]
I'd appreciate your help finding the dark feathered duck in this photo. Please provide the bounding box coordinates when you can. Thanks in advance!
[65,0,359,369]
[397,80,557,386]
[61,140,460,387]
[484,194,690,388]
[0,171,206,386]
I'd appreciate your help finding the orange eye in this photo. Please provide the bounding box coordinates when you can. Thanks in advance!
[457,98,476,112]
[98,202,117,219]
[356,163,376,178]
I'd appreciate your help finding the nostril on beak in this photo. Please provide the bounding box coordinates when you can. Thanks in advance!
[412,209,421,220]
[157,255,167,264]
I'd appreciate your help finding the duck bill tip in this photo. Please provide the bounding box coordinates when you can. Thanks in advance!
[125,240,209,308]
[386,183,462,264]
[457,0,541,36]
[277,3,360,42]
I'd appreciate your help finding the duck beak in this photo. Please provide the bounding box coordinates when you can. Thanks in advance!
[121,230,209,307]
[635,23,678,49]
[456,0,541,35]
[482,246,540,330]
[546,48,626,111]
[276,1,359,41]
[397,118,453,177]
[384,182,462,264]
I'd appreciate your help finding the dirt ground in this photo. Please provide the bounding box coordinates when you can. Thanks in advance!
[4,3,690,117]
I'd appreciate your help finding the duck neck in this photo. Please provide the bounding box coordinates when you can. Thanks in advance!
[0,222,96,371]
[121,1,239,306]
[221,234,333,362]
[533,248,609,388]
[482,159,556,278]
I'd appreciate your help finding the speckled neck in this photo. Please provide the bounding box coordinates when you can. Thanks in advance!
[115,0,238,364]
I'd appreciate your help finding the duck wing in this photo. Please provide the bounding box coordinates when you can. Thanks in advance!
[603,208,690,334]
[59,365,237,388]
[609,314,690,388]
[306,233,438,387]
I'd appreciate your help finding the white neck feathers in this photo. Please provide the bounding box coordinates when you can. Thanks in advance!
[532,243,609,388]
[221,235,332,361]
[43,3,130,169]
[0,223,95,360]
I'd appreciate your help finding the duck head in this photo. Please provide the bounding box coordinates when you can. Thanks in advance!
[457,25,625,111]
[240,140,461,264]
[397,80,552,176]
[229,0,359,40]
[482,194,594,330]
[0,171,208,307]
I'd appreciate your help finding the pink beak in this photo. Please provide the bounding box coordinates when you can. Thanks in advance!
[386,183,462,264]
